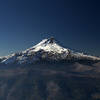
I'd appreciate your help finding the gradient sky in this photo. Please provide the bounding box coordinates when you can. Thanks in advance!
[0,0,100,56]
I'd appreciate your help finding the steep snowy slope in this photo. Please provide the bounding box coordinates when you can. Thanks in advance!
[23,38,69,54]
[0,37,100,64]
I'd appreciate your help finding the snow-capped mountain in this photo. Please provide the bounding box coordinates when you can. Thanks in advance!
[0,37,100,64]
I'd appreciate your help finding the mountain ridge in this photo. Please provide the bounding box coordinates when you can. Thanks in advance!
[0,37,100,64]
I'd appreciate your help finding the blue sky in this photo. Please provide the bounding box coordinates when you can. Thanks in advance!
[0,0,100,56]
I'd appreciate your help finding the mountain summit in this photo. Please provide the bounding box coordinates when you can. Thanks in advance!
[24,37,69,54]
[0,38,100,64]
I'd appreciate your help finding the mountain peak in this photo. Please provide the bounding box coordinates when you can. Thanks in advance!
[38,37,56,46]
[47,37,55,43]
[28,37,69,54]
[0,38,100,64]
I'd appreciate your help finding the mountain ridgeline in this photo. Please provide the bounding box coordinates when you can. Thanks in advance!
[0,37,100,65]
[0,38,100,100]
